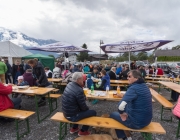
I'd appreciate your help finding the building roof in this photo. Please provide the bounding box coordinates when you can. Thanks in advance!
[88,54,108,58]
[155,50,180,57]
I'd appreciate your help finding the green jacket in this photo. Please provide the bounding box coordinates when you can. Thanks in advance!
[0,62,7,74]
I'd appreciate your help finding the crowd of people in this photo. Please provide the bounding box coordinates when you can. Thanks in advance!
[0,58,159,139]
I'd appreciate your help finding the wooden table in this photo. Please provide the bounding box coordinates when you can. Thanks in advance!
[110,80,129,84]
[13,87,55,123]
[158,81,180,93]
[48,78,63,82]
[86,90,123,101]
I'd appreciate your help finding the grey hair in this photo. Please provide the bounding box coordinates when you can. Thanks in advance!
[72,72,83,82]
[111,67,116,71]
[128,70,142,79]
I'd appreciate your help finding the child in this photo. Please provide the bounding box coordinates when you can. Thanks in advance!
[16,76,29,86]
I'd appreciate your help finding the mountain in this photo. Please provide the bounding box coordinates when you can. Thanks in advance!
[0,27,59,57]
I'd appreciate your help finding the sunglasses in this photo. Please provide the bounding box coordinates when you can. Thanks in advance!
[128,75,131,78]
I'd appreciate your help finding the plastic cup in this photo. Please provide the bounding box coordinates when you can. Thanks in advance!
[83,88,88,95]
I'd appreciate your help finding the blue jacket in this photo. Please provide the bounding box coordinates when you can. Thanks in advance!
[87,78,93,89]
[62,82,89,118]
[118,79,152,128]
[116,67,122,75]
[101,74,110,90]
[83,66,90,73]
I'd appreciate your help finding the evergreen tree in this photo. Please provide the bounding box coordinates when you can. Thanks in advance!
[77,43,89,61]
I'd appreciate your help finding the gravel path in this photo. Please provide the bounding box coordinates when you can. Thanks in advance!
[0,88,180,140]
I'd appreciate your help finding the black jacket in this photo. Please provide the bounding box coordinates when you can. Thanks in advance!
[5,63,12,74]
[62,82,89,117]
[119,69,130,80]
[12,64,24,76]
[33,63,48,87]
[108,70,117,80]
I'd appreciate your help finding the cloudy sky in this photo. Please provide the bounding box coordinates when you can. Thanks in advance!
[0,0,180,53]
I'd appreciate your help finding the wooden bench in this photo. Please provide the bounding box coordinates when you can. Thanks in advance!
[150,88,173,122]
[52,89,60,93]
[0,109,35,140]
[51,112,166,140]
[46,94,61,112]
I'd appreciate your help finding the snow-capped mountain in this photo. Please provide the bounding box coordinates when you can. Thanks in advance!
[0,27,60,57]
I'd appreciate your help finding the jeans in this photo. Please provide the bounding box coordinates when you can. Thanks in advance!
[11,98,22,109]
[110,112,141,138]
[67,110,96,131]
[5,73,12,84]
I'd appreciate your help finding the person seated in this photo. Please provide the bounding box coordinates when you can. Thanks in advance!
[44,67,52,78]
[157,65,164,75]
[104,64,111,72]
[16,76,29,86]
[53,63,61,78]
[23,69,36,86]
[108,67,117,80]
[95,70,110,91]
[83,64,90,73]
[86,74,93,89]
[138,65,146,78]
[0,82,22,112]
[110,70,152,139]
[62,72,96,136]
[91,67,100,78]
[119,66,130,80]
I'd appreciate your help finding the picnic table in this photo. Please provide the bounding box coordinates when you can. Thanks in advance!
[48,78,63,82]
[13,86,55,123]
[158,81,180,93]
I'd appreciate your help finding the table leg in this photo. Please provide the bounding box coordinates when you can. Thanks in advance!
[35,93,51,123]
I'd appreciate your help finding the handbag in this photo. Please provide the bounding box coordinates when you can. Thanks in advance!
[172,96,180,118]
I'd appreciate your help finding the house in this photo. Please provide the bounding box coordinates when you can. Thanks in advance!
[88,54,108,61]
[155,50,180,57]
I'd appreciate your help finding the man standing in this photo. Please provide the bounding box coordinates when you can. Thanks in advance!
[110,70,152,139]
[130,60,137,70]
[0,59,7,83]
[62,72,96,136]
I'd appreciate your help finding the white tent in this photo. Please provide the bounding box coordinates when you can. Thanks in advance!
[0,41,32,65]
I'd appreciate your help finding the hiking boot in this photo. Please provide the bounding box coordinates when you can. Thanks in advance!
[70,127,79,134]
[78,130,91,136]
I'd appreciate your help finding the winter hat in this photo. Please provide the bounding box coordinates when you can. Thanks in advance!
[18,76,24,80]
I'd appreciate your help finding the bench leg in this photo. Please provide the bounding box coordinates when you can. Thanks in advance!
[141,132,152,140]
[160,106,172,122]
[15,119,30,140]
[176,119,180,138]
[59,122,68,140]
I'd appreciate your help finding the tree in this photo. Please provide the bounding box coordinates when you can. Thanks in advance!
[172,45,180,50]
[77,43,89,61]
[137,52,148,60]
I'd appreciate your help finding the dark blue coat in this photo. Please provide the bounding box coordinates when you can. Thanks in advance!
[118,79,152,128]
[62,82,89,118]
[101,74,110,90]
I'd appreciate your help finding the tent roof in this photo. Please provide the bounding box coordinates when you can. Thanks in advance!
[22,53,54,59]
[0,41,32,57]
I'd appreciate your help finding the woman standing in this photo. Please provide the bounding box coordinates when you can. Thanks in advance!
[28,59,49,106]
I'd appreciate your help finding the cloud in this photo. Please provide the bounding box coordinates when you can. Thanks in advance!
[0,0,180,54]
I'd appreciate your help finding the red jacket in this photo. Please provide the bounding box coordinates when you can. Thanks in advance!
[0,83,14,111]
[157,68,164,75]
